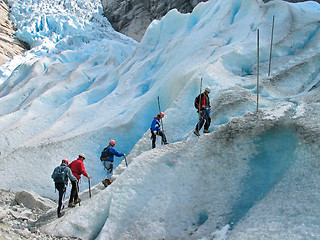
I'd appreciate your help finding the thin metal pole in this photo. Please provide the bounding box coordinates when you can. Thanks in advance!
[88,178,91,198]
[268,15,275,77]
[199,78,202,98]
[257,29,260,112]
[124,155,128,167]
[198,77,203,118]
[76,181,80,206]
[157,96,164,144]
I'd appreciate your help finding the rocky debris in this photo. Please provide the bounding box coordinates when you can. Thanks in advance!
[0,189,80,240]
[0,0,29,65]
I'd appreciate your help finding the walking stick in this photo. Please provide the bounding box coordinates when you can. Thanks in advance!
[197,78,203,128]
[88,177,91,198]
[124,155,128,167]
[157,96,164,144]
[76,181,80,206]
[199,77,203,111]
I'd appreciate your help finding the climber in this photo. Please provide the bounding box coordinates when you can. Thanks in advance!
[194,87,211,136]
[68,153,90,207]
[150,112,168,148]
[51,159,77,218]
[100,140,126,187]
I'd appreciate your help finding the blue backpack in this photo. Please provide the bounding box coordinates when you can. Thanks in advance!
[53,166,67,183]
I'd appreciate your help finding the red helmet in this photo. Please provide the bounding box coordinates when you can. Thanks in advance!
[62,159,69,165]
[158,112,164,118]
[109,140,116,146]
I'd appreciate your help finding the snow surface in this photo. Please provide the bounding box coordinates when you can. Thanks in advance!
[1,0,320,239]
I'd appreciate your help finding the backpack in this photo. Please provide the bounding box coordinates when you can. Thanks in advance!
[100,146,112,161]
[53,166,67,184]
[194,93,203,109]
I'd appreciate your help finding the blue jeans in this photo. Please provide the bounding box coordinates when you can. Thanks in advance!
[103,161,114,180]
[195,110,211,131]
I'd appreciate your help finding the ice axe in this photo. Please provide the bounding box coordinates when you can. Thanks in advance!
[157,96,165,145]
[198,77,203,119]
[124,155,128,167]
[76,181,80,206]
[88,177,92,198]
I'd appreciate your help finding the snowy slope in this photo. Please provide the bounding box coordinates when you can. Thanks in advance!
[1,0,320,239]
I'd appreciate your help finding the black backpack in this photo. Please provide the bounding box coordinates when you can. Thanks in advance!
[194,93,203,109]
[53,166,67,184]
[100,146,112,161]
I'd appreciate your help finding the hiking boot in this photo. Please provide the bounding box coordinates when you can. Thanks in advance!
[58,212,65,218]
[102,179,112,187]
[68,202,75,208]
[194,130,200,136]
[203,129,210,133]
[102,180,108,187]
[74,198,81,204]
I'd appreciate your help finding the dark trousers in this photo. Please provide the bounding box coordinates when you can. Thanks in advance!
[55,183,66,215]
[195,110,211,131]
[151,130,167,148]
[69,180,79,204]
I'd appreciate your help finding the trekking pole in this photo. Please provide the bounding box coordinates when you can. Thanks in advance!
[88,178,91,198]
[76,181,80,206]
[61,190,66,212]
[124,155,128,167]
[198,77,203,122]
[157,96,164,144]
